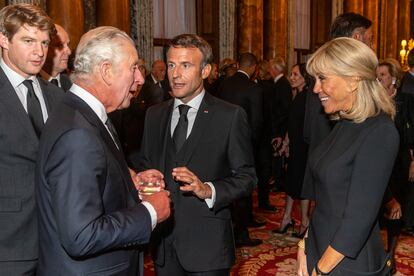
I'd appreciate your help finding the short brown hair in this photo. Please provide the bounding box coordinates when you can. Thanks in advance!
[167,34,213,69]
[0,4,56,40]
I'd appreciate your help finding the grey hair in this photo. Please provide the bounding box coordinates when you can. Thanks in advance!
[72,26,134,81]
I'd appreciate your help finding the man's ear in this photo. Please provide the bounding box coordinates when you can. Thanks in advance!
[100,62,113,86]
[351,32,361,41]
[201,63,211,80]
[0,33,9,50]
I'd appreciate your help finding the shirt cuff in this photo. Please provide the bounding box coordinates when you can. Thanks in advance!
[141,201,157,230]
[204,181,216,209]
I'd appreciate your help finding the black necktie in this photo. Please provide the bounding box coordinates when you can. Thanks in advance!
[105,118,121,149]
[50,78,59,87]
[173,104,190,152]
[23,80,44,138]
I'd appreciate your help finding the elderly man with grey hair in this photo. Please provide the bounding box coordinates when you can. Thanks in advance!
[35,26,171,275]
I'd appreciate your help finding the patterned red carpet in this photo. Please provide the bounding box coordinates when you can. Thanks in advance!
[144,192,414,275]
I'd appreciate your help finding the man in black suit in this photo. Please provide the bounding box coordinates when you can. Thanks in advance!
[401,50,414,96]
[36,26,171,275]
[146,59,171,100]
[136,34,256,276]
[40,24,72,91]
[0,4,62,275]
[218,52,264,246]
[268,57,292,191]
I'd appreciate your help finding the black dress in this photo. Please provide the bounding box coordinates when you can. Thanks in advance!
[303,114,399,275]
[285,89,308,199]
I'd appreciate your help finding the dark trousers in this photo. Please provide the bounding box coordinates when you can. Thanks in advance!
[256,140,272,206]
[0,260,37,276]
[231,195,253,242]
[155,242,229,276]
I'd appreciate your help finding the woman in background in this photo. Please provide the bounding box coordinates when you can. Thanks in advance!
[377,58,414,273]
[273,63,312,238]
[297,37,398,275]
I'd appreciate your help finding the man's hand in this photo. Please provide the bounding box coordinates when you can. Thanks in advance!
[142,191,171,223]
[133,169,165,190]
[172,167,212,200]
[271,137,282,151]
[385,197,402,220]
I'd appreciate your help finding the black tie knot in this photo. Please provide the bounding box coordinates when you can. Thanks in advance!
[50,78,59,86]
[22,79,34,92]
[178,104,190,116]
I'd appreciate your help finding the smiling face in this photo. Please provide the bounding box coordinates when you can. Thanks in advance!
[0,24,50,78]
[167,46,211,103]
[289,65,306,91]
[313,74,356,114]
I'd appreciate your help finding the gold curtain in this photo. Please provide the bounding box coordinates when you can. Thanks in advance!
[237,0,263,59]
[47,0,84,51]
[264,0,288,60]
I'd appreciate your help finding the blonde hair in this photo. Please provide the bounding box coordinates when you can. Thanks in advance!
[306,37,395,122]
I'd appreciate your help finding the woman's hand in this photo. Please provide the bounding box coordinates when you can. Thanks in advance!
[297,247,309,276]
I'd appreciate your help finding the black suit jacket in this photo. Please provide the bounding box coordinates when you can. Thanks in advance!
[60,73,73,92]
[272,76,292,138]
[36,92,152,275]
[145,74,171,101]
[0,67,63,265]
[137,79,165,108]
[136,92,256,271]
[218,71,264,149]
[401,71,414,96]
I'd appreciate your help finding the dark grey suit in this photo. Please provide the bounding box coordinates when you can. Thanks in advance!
[36,92,153,275]
[137,92,255,273]
[0,67,63,274]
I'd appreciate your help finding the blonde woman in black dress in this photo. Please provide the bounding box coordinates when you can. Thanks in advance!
[297,37,398,276]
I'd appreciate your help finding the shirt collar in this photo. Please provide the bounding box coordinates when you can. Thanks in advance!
[70,83,108,124]
[39,70,60,82]
[0,59,34,88]
[237,70,250,79]
[173,89,205,111]
[151,74,158,84]
[274,73,283,83]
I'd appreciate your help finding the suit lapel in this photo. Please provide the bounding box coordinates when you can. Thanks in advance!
[159,100,174,171]
[39,78,53,113]
[67,93,139,203]
[180,93,213,165]
[0,67,39,144]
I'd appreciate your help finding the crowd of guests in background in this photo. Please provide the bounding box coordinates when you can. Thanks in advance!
[2,2,414,276]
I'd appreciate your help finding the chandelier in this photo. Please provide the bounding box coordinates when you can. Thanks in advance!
[400,39,413,71]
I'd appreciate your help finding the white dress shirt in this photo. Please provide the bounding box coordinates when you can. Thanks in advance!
[274,73,283,83]
[170,90,216,208]
[39,70,62,88]
[1,59,48,122]
[70,84,157,229]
